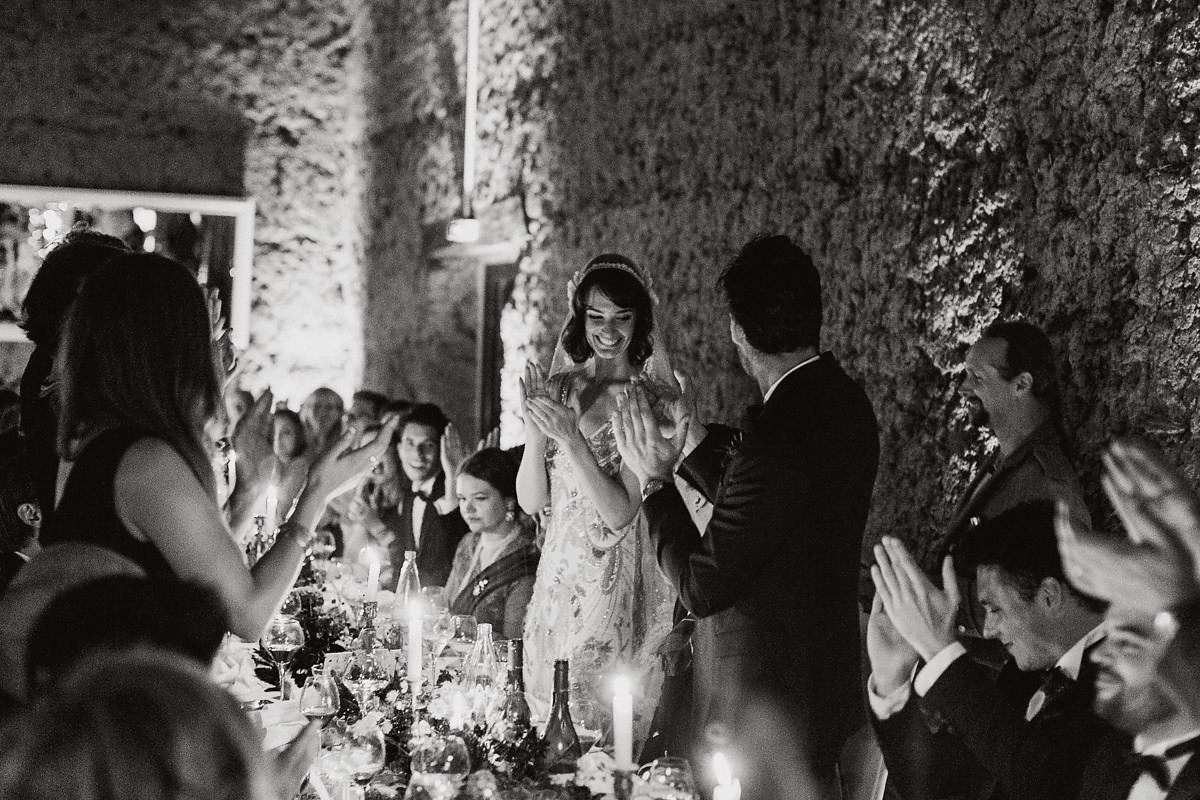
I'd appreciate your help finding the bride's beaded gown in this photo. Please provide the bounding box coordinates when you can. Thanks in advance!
[522,401,673,742]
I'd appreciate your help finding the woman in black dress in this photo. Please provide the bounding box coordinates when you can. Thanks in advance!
[44,253,394,640]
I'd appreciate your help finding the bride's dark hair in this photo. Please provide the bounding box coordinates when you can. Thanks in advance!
[56,253,221,497]
[560,254,654,368]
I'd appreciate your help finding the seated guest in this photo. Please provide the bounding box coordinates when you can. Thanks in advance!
[24,574,227,694]
[41,253,395,641]
[260,408,311,527]
[347,389,389,438]
[375,403,469,587]
[444,448,539,639]
[343,421,403,570]
[869,500,1114,800]
[0,648,311,800]
[0,453,41,594]
[17,227,129,530]
[1056,437,1200,738]
[1075,603,1200,799]
[300,386,345,458]
[0,542,145,704]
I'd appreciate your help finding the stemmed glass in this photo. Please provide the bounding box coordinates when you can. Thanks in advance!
[429,606,456,668]
[447,615,477,669]
[299,665,341,727]
[343,722,386,800]
[637,756,698,800]
[569,692,602,753]
[261,615,305,700]
[344,649,390,712]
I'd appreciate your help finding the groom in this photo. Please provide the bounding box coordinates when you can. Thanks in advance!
[615,235,879,800]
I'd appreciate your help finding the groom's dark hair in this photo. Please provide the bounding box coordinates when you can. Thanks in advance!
[719,234,821,353]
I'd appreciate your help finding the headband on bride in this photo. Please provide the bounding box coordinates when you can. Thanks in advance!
[565,256,659,307]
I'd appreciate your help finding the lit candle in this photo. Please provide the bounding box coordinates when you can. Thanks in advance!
[613,674,633,769]
[365,551,381,602]
[264,484,279,532]
[407,598,423,696]
[712,753,741,800]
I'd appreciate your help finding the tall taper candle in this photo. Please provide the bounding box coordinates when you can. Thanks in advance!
[365,552,381,602]
[613,675,633,769]
[407,599,423,696]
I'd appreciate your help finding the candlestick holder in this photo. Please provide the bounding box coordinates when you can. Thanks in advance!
[613,768,634,800]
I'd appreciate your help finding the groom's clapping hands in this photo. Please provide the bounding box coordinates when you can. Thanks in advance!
[612,381,688,487]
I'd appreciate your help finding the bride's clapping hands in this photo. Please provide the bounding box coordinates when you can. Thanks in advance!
[525,395,580,447]
[519,361,550,439]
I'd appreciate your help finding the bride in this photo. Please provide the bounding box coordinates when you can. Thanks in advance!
[517,253,676,740]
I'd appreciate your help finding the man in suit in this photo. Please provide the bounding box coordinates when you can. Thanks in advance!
[870,500,1117,800]
[944,321,1090,635]
[1072,604,1200,800]
[615,234,880,800]
[379,403,467,588]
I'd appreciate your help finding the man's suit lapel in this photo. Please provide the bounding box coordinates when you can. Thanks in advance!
[1168,755,1200,800]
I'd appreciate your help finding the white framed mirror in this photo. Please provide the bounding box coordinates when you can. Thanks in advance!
[0,184,254,347]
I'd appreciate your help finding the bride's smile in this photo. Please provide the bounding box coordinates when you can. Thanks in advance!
[584,290,636,360]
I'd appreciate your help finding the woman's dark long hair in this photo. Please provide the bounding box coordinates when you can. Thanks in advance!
[56,254,221,497]
[560,254,655,369]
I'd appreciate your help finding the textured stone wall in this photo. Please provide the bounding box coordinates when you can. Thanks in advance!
[4,0,1199,561]
[0,0,361,403]
[416,0,1200,558]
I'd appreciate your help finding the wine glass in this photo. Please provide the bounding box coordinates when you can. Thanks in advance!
[407,733,471,800]
[343,722,386,800]
[637,756,698,800]
[344,649,390,711]
[568,692,602,753]
[447,614,477,670]
[429,606,456,664]
[299,665,341,727]
[261,615,305,699]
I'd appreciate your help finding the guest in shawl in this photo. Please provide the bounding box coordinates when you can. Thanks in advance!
[443,447,538,639]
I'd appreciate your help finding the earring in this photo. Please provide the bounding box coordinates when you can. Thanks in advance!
[505,509,516,522]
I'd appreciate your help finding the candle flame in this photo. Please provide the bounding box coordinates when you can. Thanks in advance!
[713,752,733,786]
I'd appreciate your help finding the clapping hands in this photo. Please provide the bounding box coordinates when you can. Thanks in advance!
[871,538,961,662]
[520,361,580,446]
[611,381,688,485]
[1056,439,1200,611]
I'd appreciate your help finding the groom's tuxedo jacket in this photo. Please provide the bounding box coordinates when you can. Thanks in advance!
[643,353,879,795]
[875,644,1126,800]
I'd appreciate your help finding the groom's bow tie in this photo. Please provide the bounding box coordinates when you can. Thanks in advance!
[408,486,434,503]
[1131,735,1200,790]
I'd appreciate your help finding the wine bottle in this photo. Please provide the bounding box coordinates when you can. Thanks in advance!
[542,659,582,785]
[391,550,422,619]
[501,640,531,729]
[464,622,498,689]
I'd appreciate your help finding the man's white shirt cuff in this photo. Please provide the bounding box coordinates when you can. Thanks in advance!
[914,642,968,696]
[867,672,914,720]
